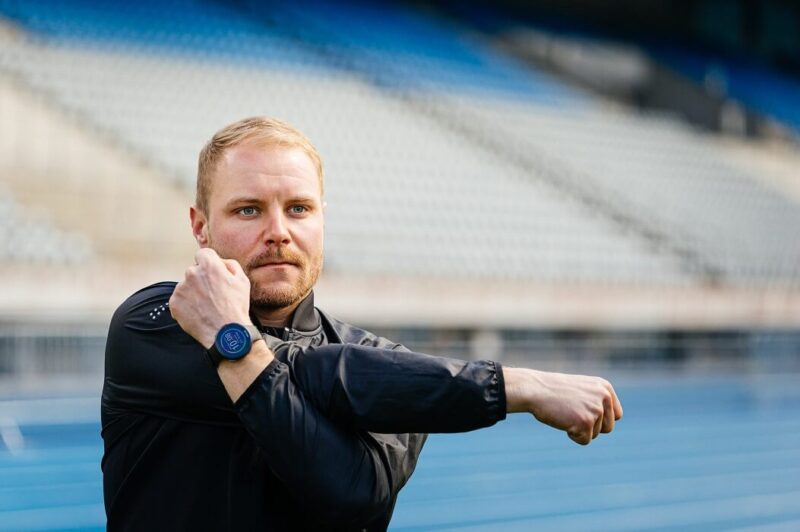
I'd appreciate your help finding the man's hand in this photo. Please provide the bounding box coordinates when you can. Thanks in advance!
[504,367,623,445]
[170,248,274,403]
[169,248,253,349]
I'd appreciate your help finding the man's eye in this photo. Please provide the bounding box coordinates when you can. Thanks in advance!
[289,205,307,214]
[239,207,258,217]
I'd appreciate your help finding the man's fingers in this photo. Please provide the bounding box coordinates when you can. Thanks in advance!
[521,369,623,445]
[568,427,591,446]
[168,291,178,319]
[222,258,245,277]
[612,389,624,420]
[592,412,603,439]
[194,248,225,271]
[184,265,199,279]
[195,248,240,278]
[569,413,597,445]
[194,247,218,264]
[601,395,615,434]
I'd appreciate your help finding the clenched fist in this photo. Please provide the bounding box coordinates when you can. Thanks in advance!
[169,248,254,349]
[505,367,623,445]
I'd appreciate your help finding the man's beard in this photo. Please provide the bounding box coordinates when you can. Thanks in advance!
[244,247,322,310]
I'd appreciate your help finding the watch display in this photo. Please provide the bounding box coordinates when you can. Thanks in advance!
[207,323,262,366]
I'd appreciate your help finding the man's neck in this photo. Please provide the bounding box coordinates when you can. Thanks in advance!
[250,291,314,330]
[251,301,300,329]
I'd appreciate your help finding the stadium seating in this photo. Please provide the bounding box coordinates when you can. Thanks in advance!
[0,0,797,288]
[447,96,800,286]
[0,187,92,264]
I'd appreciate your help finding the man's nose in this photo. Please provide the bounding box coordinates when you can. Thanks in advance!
[263,211,291,246]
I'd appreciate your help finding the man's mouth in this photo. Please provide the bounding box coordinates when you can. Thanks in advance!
[246,250,302,272]
[255,260,297,268]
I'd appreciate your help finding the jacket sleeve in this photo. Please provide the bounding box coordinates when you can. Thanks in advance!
[257,342,507,433]
[233,343,506,527]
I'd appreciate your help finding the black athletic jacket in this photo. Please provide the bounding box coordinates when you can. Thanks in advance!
[101,282,507,531]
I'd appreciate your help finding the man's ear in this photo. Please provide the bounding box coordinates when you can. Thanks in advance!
[190,206,209,247]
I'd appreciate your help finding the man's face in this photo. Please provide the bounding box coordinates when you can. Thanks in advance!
[192,142,324,311]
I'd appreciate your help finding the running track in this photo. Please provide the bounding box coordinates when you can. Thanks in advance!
[1,374,799,531]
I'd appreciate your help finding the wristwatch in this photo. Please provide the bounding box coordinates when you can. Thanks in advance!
[206,323,264,367]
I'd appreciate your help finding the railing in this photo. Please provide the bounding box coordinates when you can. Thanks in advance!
[0,323,797,395]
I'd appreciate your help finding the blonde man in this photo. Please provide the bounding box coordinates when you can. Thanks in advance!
[102,117,622,531]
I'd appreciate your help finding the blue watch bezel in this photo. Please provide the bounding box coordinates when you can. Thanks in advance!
[214,323,252,361]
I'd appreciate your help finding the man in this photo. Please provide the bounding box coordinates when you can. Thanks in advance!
[102,117,622,531]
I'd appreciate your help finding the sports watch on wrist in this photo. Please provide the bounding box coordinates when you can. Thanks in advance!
[206,323,264,367]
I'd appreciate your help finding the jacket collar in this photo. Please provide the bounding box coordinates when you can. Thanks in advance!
[251,291,319,335]
[287,291,319,332]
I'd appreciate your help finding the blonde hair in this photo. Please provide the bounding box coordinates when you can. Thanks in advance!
[196,116,324,214]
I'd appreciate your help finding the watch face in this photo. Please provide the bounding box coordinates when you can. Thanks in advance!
[215,323,252,360]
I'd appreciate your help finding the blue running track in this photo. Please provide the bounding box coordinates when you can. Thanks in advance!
[1,374,799,531]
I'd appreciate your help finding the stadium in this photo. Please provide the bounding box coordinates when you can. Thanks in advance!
[0,0,799,530]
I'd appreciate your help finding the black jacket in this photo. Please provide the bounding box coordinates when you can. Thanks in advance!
[101,282,507,531]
